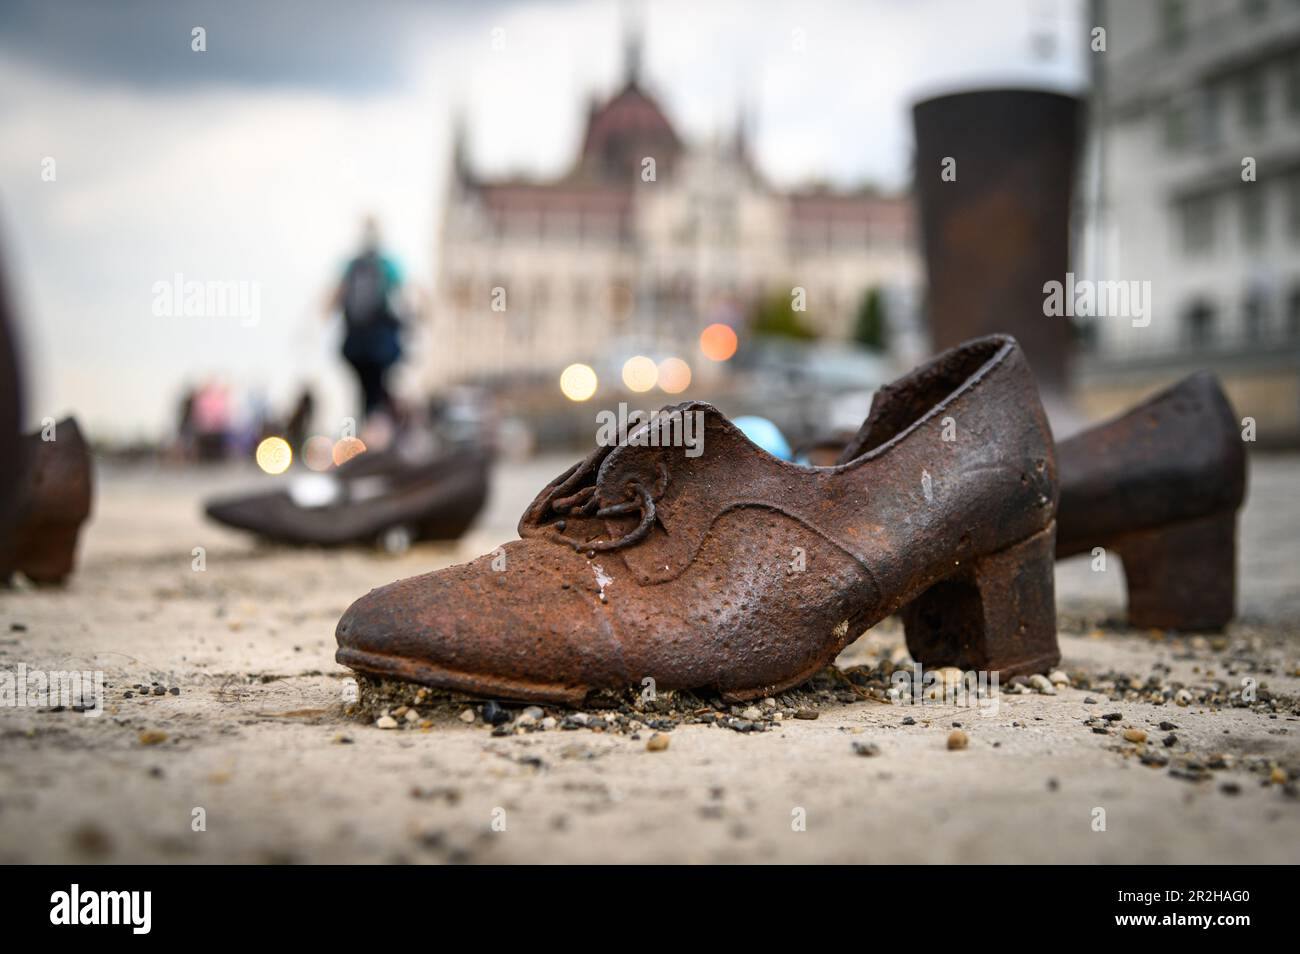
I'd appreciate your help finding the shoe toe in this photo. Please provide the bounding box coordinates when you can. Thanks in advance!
[334,541,610,703]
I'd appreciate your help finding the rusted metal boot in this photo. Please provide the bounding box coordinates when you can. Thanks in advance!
[912,88,1082,396]
[0,417,94,585]
[1056,373,1246,631]
[336,335,1060,704]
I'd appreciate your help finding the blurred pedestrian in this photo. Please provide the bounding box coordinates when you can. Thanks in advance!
[328,217,404,422]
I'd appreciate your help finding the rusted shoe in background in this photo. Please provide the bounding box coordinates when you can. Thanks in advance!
[336,335,1060,704]
[206,443,490,553]
[0,417,94,585]
[1056,372,1246,631]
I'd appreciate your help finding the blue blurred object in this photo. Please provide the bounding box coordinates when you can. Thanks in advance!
[732,415,792,461]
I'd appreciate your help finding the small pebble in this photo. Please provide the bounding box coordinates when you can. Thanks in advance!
[1048,670,1069,686]
[403,708,419,723]
[852,741,881,757]
[947,729,968,751]
[1122,728,1147,744]
[376,715,398,729]
[1163,734,1178,747]
[1028,674,1055,695]
[1175,689,1192,706]
[458,708,475,724]
[794,709,819,720]
[741,706,762,721]
[646,732,670,752]
[138,730,167,746]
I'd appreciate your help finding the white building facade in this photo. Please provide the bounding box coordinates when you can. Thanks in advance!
[427,47,919,392]
[1082,0,1300,438]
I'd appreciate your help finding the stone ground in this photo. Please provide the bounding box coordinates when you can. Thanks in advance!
[1,452,1297,864]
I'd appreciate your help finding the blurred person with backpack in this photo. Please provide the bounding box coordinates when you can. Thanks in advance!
[328,217,405,422]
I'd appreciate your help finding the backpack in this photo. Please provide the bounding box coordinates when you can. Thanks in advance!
[343,253,393,329]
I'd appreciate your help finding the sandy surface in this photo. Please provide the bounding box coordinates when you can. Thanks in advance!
[1,453,1297,864]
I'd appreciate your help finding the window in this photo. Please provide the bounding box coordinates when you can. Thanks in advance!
[452,276,471,309]
[1287,174,1300,241]
[1243,289,1269,341]
[1198,84,1223,147]
[1239,69,1268,132]
[1240,188,1267,247]
[1286,53,1300,117]
[1179,195,1216,254]
[1183,300,1215,346]
[1161,0,1188,51]
[1164,100,1191,149]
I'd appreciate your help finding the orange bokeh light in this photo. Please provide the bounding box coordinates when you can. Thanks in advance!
[332,437,367,467]
[699,323,738,362]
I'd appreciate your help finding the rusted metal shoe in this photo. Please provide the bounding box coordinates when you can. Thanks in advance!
[205,444,490,552]
[0,417,94,585]
[1056,372,1246,631]
[336,335,1060,704]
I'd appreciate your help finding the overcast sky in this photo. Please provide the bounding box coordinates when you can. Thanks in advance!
[0,0,1086,440]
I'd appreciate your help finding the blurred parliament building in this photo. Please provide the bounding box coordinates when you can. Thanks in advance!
[1082,0,1300,442]
[428,34,919,391]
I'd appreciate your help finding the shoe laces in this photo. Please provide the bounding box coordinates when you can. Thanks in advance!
[547,461,669,553]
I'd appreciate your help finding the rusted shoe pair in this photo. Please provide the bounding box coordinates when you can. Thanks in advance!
[336,335,1246,705]
[1,418,94,585]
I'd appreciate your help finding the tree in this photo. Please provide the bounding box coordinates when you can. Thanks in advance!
[752,291,817,341]
[852,286,888,352]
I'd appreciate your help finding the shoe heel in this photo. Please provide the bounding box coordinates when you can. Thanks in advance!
[1112,512,1236,631]
[17,521,82,584]
[901,522,1059,678]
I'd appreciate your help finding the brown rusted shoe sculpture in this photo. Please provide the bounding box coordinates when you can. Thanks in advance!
[205,443,490,551]
[1055,372,1246,631]
[0,417,94,585]
[336,335,1059,704]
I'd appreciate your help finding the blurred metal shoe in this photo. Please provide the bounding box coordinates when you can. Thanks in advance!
[335,335,1060,705]
[0,417,94,585]
[1055,372,1246,631]
[205,444,490,552]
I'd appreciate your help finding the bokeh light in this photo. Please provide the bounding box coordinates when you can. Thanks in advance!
[255,436,292,475]
[657,357,692,394]
[621,355,658,392]
[699,323,738,361]
[560,363,598,401]
[303,435,334,472]
[332,436,367,467]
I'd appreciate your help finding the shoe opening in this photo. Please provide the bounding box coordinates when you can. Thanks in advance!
[838,337,1007,464]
